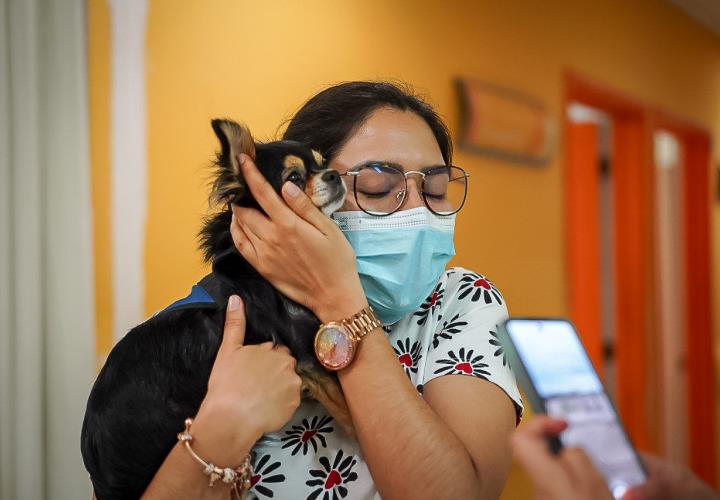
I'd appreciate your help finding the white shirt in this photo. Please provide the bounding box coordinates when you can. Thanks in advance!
[247,267,523,500]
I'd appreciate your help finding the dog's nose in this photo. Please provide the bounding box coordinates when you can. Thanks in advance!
[322,170,340,184]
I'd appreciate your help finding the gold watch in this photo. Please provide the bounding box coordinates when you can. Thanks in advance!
[314,306,381,370]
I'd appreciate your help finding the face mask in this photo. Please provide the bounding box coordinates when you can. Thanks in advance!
[332,207,456,325]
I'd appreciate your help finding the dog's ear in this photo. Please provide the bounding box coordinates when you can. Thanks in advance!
[209,119,256,205]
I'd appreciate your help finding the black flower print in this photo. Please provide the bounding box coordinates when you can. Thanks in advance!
[489,327,508,366]
[305,450,358,500]
[382,324,393,334]
[249,453,285,498]
[281,415,334,456]
[434,348,491,378]
[457,272,503,305]
[431,313,468,349]
[413,282,445,325]
[393,338,423,377]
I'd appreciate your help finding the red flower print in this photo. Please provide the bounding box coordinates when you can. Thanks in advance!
[431,313,469,349]
[392,338,423,377]
[281,415,334,456]
[457,272,503,305]
[248,453,285,498]
[488,326,508,366]
[413,282,445,325]
[305,450,358,500]
[434,348,491,379]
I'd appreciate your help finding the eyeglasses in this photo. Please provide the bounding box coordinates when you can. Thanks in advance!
[340,162,469,216]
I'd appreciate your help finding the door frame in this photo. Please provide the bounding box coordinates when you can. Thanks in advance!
[649,109,715,484]
[564,72,715,484]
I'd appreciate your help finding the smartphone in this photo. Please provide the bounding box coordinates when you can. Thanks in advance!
[500,318,646,499]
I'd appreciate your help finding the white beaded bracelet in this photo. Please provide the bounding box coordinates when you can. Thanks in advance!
[177,418,253,497]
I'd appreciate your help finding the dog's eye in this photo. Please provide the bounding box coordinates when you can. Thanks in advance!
[287,172,303,185]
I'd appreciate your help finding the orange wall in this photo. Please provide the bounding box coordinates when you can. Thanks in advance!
[88,0,720,495]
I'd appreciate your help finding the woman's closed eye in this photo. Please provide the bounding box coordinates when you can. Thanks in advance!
[355,175,399,198]
[358,190,392,198]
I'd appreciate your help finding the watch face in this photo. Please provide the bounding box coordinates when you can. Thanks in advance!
[314,325,355,370]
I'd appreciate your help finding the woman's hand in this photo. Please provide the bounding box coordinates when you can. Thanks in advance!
[142,296,301,500]
[191,295,302,464]
[512,415,613,500]
[230,155,366,322]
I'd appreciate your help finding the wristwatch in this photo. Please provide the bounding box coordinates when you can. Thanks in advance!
[314,306,381,371]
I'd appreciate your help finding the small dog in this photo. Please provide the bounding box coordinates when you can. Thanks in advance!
[81,119,349,499]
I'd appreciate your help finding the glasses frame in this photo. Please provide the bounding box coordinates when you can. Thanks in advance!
[340,162,470,217]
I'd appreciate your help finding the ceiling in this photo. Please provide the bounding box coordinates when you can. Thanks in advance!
[665,0,720,37]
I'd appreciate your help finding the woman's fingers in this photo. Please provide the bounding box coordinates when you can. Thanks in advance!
[512,416,578,498]
[513,416,613,500]
[561,448,609,495]
[517,415,568,440]
[281,181,336,235]
[240,155,291,221]
[232,204,273,241]
[235,156,337,236]
[217,295,246,357]
[512,418,570,495]
[230,213,259,265]
[561,447,598,480]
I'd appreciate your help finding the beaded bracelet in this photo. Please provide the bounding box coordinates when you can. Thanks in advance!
[177,418,253,498]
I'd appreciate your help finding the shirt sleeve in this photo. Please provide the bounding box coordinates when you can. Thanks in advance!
[421,269,524,421]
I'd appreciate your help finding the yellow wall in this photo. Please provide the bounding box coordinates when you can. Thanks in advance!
[88,0,113,366]
[88,0,720,496]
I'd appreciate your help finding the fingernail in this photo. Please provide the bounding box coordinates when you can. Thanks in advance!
[238,153,247,166]
[228,295,240,311]
[622,490,642,500]
[283,181,301,198]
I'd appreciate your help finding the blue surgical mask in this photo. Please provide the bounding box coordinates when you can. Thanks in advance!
[332,207,456,325]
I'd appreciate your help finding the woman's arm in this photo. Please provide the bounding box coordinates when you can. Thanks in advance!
[338,327,516,499]
[142,404,257,500]
[230,159,517,499]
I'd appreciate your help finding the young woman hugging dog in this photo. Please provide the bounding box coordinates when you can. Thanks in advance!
[97,81,523,500]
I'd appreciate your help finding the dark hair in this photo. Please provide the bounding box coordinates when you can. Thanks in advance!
[282,81,453,164]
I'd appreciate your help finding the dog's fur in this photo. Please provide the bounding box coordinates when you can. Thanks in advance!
[80,119,349,499]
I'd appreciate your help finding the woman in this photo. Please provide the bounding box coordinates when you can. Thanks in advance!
[143,81,523,499]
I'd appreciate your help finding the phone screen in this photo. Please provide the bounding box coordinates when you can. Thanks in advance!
[504,318,646,499]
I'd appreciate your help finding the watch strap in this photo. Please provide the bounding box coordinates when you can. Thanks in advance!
[339,306,381,341]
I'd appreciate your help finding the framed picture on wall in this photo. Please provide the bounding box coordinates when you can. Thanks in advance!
[455,77,557,165]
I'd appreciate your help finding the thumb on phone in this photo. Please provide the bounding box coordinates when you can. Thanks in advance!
[219,295,246,354]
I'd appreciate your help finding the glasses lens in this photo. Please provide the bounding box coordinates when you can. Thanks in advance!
[353,164,406,215]
[423,166,467,215]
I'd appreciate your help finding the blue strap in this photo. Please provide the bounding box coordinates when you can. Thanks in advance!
[161,284,217,313]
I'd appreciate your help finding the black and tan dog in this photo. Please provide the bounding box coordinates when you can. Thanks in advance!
[81,119,349,500]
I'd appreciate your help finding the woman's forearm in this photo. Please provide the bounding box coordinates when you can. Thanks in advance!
[141,406,257,500]
[338,329,482,500]
[142,442,230,500]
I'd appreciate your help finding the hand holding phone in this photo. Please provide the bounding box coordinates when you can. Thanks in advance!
[501,318,647,499]
[512,414,613,500]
